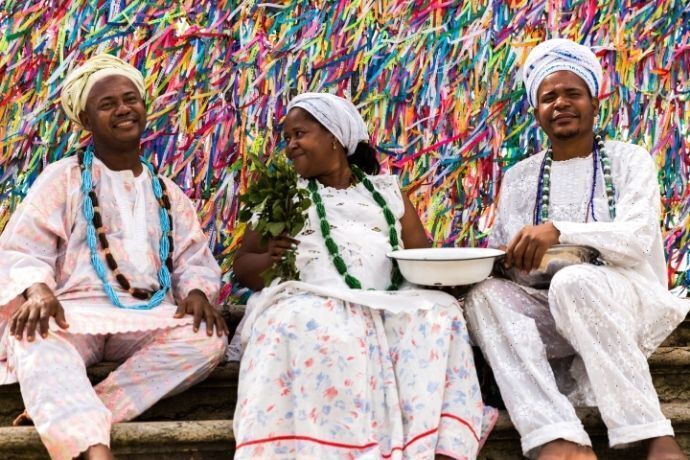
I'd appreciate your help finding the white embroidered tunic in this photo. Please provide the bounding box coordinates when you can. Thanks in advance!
[0,156,221,384]
[464,140,689,454]
[489,140,687,353]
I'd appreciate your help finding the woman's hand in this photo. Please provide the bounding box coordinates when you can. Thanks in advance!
[266,235,300,262]
[233,229,301,291]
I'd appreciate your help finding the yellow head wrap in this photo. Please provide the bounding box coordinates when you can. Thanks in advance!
[60,54,146,128]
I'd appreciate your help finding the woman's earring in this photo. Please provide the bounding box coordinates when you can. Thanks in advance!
[332,141,337,151]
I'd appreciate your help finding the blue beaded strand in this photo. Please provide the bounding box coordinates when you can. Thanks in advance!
[587,141,600,222]
[534,151,551,225]
[534,135,616,225]
[597,135,617,219]
[81,145,171,310]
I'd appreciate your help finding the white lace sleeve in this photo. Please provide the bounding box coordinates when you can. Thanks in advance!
[488,168,515,249]
[552,144,661,267]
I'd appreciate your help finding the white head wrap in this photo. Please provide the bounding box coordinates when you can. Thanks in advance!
[60,54,146,128]
[522,38,603,108]
[287,92,369,156]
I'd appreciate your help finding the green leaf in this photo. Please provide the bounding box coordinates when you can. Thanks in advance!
[298,198,311,210]
[238,209,252,222]
[266,221,286,236]
[238,152,312,284]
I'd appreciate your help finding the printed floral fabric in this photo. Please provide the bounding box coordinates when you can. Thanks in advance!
[233,174,497,459]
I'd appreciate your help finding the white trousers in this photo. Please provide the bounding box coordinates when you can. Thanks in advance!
[464,264,673,456]
[7,326,226,459]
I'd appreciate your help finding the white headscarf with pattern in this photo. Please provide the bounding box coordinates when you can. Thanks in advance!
[522,38,603,107]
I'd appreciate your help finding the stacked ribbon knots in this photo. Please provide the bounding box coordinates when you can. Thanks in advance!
[0,0,687,300]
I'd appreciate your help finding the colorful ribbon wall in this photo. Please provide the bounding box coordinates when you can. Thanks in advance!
[1,0,688,300]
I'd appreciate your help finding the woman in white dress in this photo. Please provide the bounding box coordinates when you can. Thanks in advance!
[231,93,496,460]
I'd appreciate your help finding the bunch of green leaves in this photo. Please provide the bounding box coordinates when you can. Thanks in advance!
[238,152,311,285]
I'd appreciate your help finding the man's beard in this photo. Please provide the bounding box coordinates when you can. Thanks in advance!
[552,127,580,140]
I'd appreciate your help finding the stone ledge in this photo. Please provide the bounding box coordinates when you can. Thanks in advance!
[0,420,234,459]
[663,319,689,347]
[490,402,690,436]
[2,344,684,394]
[2,347,688,426]
[2,405,689,459]
[482,403,690,458]
[649,346,690,369]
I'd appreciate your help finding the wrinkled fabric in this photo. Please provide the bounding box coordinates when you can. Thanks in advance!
[60,54,145,127]
[0,154,224,458]
[7,324,226,460]
[231,174,497,459]
[0,155,221,383]
[490,140,682,310]
[235,295,495,459]
[287,92,369,155]
[466,140,688,456]
[466,273,674,456]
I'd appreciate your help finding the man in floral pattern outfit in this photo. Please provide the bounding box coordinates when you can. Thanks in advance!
[0,54,228,460]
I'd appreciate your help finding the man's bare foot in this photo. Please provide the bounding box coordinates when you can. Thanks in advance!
[82,444,113,460]
[11,410,33,426]
[537,439,597,460]
[646,436,687,460]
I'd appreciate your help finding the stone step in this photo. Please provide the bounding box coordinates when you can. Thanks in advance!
[647,346,690,403]
[2,346,688,427]
[0,361,238,427]
[2,403,688,459]
[663,319,690,347]
[480,402,690,459]
[0,420,233,459]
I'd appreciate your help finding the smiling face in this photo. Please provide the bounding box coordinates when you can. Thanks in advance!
[534,70,599,142]
[282,107,343,179]
[79,75,147,150]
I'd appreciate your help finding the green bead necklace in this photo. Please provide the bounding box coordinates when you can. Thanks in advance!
[307,165,403,291]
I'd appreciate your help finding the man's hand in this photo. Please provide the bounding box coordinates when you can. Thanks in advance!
[10,283,69,342]
[504,222,561,272]
[174,289,229,337]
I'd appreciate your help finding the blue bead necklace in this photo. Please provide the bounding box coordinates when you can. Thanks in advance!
[534,134,616,225]
[79,145,173,309]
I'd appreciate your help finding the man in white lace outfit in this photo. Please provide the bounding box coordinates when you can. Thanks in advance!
[464,38,689,460]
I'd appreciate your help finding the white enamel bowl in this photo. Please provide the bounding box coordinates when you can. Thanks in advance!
[387,247,506,286]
